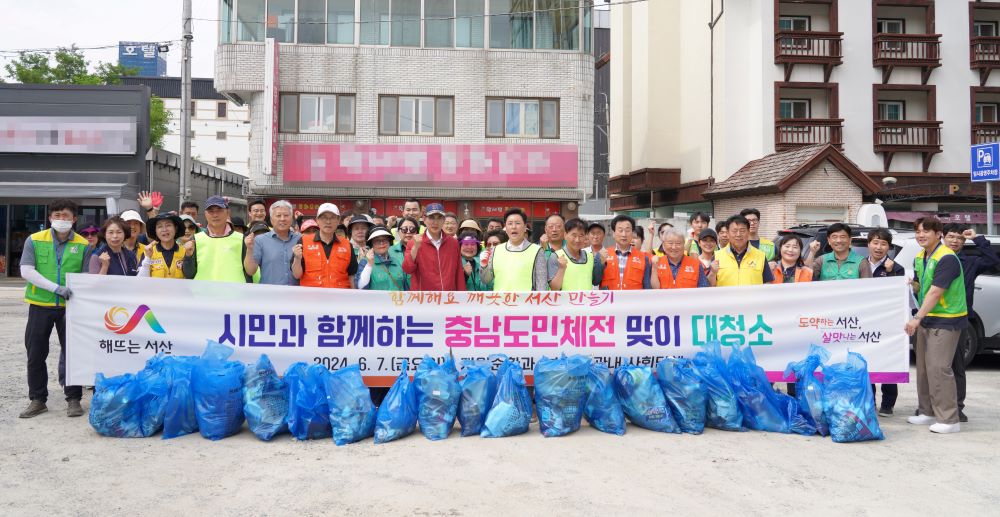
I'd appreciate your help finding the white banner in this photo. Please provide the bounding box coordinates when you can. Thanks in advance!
[66,274,911,387]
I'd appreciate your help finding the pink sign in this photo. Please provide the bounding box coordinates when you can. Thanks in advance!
[282,143,579,188]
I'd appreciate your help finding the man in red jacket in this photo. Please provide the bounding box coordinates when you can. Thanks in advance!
[402,203,466,291]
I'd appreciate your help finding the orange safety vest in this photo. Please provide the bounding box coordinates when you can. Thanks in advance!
[600,246,648,290]
[770,262,813,284]
[300,234,353,289]
[656,255,702,289]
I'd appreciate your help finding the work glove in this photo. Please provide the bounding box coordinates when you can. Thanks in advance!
[55,286,73,300]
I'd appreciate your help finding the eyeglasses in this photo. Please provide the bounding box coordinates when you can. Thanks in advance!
[400,227,418,234]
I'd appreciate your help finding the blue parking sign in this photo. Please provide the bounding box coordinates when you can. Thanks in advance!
[971,143,1000,182]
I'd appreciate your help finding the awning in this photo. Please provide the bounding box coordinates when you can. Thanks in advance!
[0,182,124,199]
[886,210,1000,224]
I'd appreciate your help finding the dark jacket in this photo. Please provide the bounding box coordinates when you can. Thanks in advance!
[958,235,1000,314]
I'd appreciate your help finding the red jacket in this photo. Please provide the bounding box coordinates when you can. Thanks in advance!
[402,231,466,291]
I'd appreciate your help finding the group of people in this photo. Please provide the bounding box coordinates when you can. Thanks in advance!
[18,197,990,435]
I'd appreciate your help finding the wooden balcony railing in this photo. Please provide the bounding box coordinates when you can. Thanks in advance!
[873,34,941,66]
[775,118,844,151]
[775,30,843,81]
[972,36,1000,66]
[873,120,942,152]
[973,122,1000,144]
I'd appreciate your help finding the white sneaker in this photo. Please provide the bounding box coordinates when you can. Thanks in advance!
[907,414,936,425]
[929,422,960,434]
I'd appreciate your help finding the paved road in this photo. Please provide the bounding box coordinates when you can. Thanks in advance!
[0,285,997,516]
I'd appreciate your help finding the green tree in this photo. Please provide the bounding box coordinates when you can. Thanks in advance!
[4,45,172,148]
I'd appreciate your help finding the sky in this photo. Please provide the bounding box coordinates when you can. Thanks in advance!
[1,0,221,80]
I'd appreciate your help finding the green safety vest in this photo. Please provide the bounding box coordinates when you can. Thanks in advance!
[914,244,968,319]
[820,251,863,281]
[194,231,246,283]
[24,229,88,307]
[389,243,411,286]
[492,242,541,292]
[756,239,775,261]
[555,248,594,291]
[367,254,408,291]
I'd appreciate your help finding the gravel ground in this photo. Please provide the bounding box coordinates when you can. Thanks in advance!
[0,284,998,516]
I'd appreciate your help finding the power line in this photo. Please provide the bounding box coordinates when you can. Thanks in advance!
[0,40,180,57]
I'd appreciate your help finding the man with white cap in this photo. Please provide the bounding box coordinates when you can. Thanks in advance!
[181,195,249,282]
[293,202,358,288]
[403,203,465,291]
[119,209,147,258]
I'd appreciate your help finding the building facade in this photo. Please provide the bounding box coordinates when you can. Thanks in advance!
[121,76,252,176]
[214,0,595,231]
[611,0,1000,230]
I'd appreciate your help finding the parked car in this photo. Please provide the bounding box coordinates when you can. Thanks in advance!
[775,224,912,261]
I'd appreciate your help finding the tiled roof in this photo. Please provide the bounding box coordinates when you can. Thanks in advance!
[120,76,225,100]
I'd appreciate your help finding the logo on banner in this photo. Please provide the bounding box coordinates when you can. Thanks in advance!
[104,305,166,334]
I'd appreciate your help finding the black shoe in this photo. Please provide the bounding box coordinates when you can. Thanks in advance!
[66,399,84,418]
[959,412,968,423]
[19,400,48,418]
[878,406,893,417]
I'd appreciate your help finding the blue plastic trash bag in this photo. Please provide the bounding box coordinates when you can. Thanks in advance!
[243,355,288,441]
[414,356,461,441]
[192,341,246,440]
[162,356,199,439]
[284,362,331,440]
[457,360,497,437]
[135,354,169,437]
[691,341,744,431]
[375,360,419,444]
[481,358,533,438]
[822,352,885,443]
[727,344,814,435]
[583,362,626,436]
[534,355,591,437]
[90,373,143,438]
[784,344,831,436]
[656,357,707,434]
[323,365,376,445]
[613,364,680,433]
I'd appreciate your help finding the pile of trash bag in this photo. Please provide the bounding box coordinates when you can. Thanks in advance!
[656,357,707,434]
[612,364,679,433]
[534,355,591,437]
[90,372,143,438]
[323,365,376,445]
[457,360,497,437]
[161,356,199,439]
[784,344,831,437]
[691,341,744,432]
[192,341,246,440]
[414,356,461,441]
[481,358,532,438]
[727,344,814,435]
[284,362,331,441]
[583,362,626,436]
[374,360,418,444]
[243,355,288,441]
[822,352,885,443]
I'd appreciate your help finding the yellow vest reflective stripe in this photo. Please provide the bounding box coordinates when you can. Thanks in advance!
[716,246,767,287]
[24,230,88,307]
[194,232,246,283]
[492,242,540,292]
[555,248,594,291]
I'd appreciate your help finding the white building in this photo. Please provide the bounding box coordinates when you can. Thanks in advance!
[214,0,595,229]
[122,76,252,176]
[611,0,1000,233]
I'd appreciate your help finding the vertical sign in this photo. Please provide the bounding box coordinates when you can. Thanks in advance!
[262,38,280,176]
[971,142,1000,182]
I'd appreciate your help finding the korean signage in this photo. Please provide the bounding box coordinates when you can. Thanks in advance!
[0,116,137,155]
[282,143,579,188]
[66,275,910,387]
[118,41,166,77]
[971,142,1000,182]
[262,38,280,176]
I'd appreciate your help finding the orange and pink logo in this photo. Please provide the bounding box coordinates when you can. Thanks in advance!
[104,305,166,335]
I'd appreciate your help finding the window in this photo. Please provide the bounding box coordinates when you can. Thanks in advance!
[536,0,579,50]
[457,0,485,48]
[361,0,390,44]
[216,157,227,166]
[490,0,534,49]
[216,131,228,140]
[778,15,810,49]
[779,99,811,119]
[974,21,998,38]
[237,0,265,42]
[391,0,420,47]
[425,0,455,48]
[279,93,356,134]
[379,96,454,136]
[486,97,559,138]
[266,0,296,43]
[298,0,327,44]
[217,102,227,119]
[328,0,356,44]
[877,100,905,121]
[976,103,999,123]
[220,0,234,43]
[190,100,197,118]
[876,18,905,52]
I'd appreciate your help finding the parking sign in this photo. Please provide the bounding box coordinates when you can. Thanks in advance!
[971,142,1000,182]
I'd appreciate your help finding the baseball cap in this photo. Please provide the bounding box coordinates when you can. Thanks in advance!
[698,228,719,241]
[425,203,446,216]
[120,210,144,225]
[366,225,393,244]
[179,214,198,228]
[205,195,228,209]
[317,202,341,217]
[230,216,248,231]
[347,214,374,230]
[299,220,318,232]
[587,222,606,233]
[250,222,271,234]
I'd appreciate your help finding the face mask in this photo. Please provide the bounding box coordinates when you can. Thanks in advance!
[51,220,73,233]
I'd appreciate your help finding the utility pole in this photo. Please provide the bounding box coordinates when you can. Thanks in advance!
[179,0,193,207]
